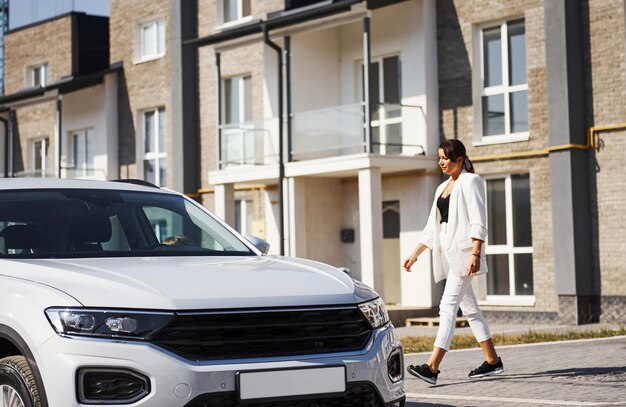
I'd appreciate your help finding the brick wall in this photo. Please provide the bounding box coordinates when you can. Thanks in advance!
[12,101,58,175]
[4,15,73,95]
[584,0,626,302]
[110,0,171,184]
[437,0,557,313]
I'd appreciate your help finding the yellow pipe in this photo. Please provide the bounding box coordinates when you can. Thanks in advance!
[473,123,626,163]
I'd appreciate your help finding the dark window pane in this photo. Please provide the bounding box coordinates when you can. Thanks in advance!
[487,254,509,295]
[224,0,237,22]
[510,90,528,133]
[371,126,380,154]
[482,94,505,136]
[224,78,235,124]
[487,179,507,245]
[235,200,242,233]
[242,0,251,17]
[383,201,400,238]
[145,111,155,153]
[385,123,402,154]
[512,174,532,246]
[144,160,155,184]
[483,26,502,87]
[514,253,533,295]
[383,56,401,104]
[369,62,380,121]
[508,19,526,86]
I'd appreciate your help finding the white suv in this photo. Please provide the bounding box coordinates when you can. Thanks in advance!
[0,178,405,407]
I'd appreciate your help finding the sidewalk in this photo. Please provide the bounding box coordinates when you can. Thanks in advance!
[403,335,626,406]
[401,334,626,406]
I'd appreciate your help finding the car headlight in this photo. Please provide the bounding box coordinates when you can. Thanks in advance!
[358,297,390,329]
[45,308,174,340]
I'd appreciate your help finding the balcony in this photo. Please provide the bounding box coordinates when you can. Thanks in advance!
[217,102,424,172]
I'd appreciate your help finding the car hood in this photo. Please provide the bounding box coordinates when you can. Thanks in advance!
[1,256,374,309]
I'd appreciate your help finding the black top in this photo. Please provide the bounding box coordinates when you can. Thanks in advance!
[437,194,450,223]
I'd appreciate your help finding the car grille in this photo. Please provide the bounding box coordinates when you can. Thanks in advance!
[150,306,372,361]
[184,383,385,407]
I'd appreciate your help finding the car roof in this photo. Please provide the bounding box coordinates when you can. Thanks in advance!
[0,178,176,194]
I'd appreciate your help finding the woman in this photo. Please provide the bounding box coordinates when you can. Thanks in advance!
[403,139,503,385]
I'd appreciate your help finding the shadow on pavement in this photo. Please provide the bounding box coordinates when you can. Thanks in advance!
[405,403,456,407]
[420,366,626,389]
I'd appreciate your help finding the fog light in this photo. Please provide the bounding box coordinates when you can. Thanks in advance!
[78,368,150,404]
[387,347,403,383]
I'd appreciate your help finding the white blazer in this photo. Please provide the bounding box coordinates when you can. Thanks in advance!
[419,170,489,283]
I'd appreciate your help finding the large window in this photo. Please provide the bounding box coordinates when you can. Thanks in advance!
[222,75,253,165]
[367,55,402,154]
[478,19,527,142]
[69,129,94,178]
[221,0,251,24]
[143,108,167,186]
[138,19,165,61]
[235,199,253,235]
[484,174,534,301]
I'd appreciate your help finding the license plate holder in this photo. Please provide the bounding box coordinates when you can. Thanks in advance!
[237,366,346,403]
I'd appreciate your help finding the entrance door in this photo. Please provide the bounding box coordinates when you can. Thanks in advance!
[383,200,401,304]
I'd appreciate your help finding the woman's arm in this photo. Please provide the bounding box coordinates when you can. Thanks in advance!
[403,243,428,272]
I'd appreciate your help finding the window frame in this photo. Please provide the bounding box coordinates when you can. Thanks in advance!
[68,128,95,178]
[473,18,529,145]
[28,63,48,88]
[136,18,166,63]
[140,107,167,187]
[480,173,535,306]
[218,0,252,27]
[30,137,51,177]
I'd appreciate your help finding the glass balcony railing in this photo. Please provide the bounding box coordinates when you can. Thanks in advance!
[219,118,279,168]
[217,103,424,169]
[290,102,424,160]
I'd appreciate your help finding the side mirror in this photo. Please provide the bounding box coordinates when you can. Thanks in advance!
[244,235,270,254]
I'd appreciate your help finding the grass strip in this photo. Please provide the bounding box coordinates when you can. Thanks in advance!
[400,326,626,354]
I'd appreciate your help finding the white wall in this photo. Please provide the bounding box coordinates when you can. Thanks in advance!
[291,27,341,112]
[61,72,118,179]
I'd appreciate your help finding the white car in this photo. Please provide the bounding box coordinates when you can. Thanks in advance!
[0,178,405,407]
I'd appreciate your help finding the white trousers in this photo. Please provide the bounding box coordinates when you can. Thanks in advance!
[434,226,491,351]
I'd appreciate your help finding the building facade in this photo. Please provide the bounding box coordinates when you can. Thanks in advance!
[1,0,624,324]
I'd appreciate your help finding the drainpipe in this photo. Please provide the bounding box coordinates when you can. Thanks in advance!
[0,116,7,177]
[363,16,372,153]
[55,95,62,178]
[263,25,285,256]
[215,52,222,170]
[285,36,292,162]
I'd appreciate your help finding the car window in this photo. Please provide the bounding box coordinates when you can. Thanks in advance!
[0,189,254,258]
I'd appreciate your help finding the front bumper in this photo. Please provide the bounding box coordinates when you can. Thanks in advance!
[35,324,405,406]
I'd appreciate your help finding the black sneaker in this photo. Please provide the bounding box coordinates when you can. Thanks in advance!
[468,357,504,378]
[407,364,439,385]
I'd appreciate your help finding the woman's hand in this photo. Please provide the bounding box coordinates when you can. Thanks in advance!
[466,254,480,276]
[403,244,427,272]
[403,253,418,272]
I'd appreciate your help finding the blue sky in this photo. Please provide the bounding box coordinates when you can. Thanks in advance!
[9,0,109,30]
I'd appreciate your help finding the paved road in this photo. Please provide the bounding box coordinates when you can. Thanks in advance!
[402,336,626,407]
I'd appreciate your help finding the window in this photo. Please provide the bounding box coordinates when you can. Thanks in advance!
[222,75,253,165]
[478,19,527,141]
[29,63,48,87]
[31,137,51,177]
[139,19,165,60]
[69,129,94,178]
[362,55,403,154]
[143,108,167,186]
[484,174,534,300]
[222,0,251,24]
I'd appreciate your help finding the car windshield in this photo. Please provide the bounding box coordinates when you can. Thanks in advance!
[0,189,255,258]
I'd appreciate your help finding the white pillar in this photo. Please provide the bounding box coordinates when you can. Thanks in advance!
[358,168,384,296]
[287,177,307,258]
[214,183,235,226]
